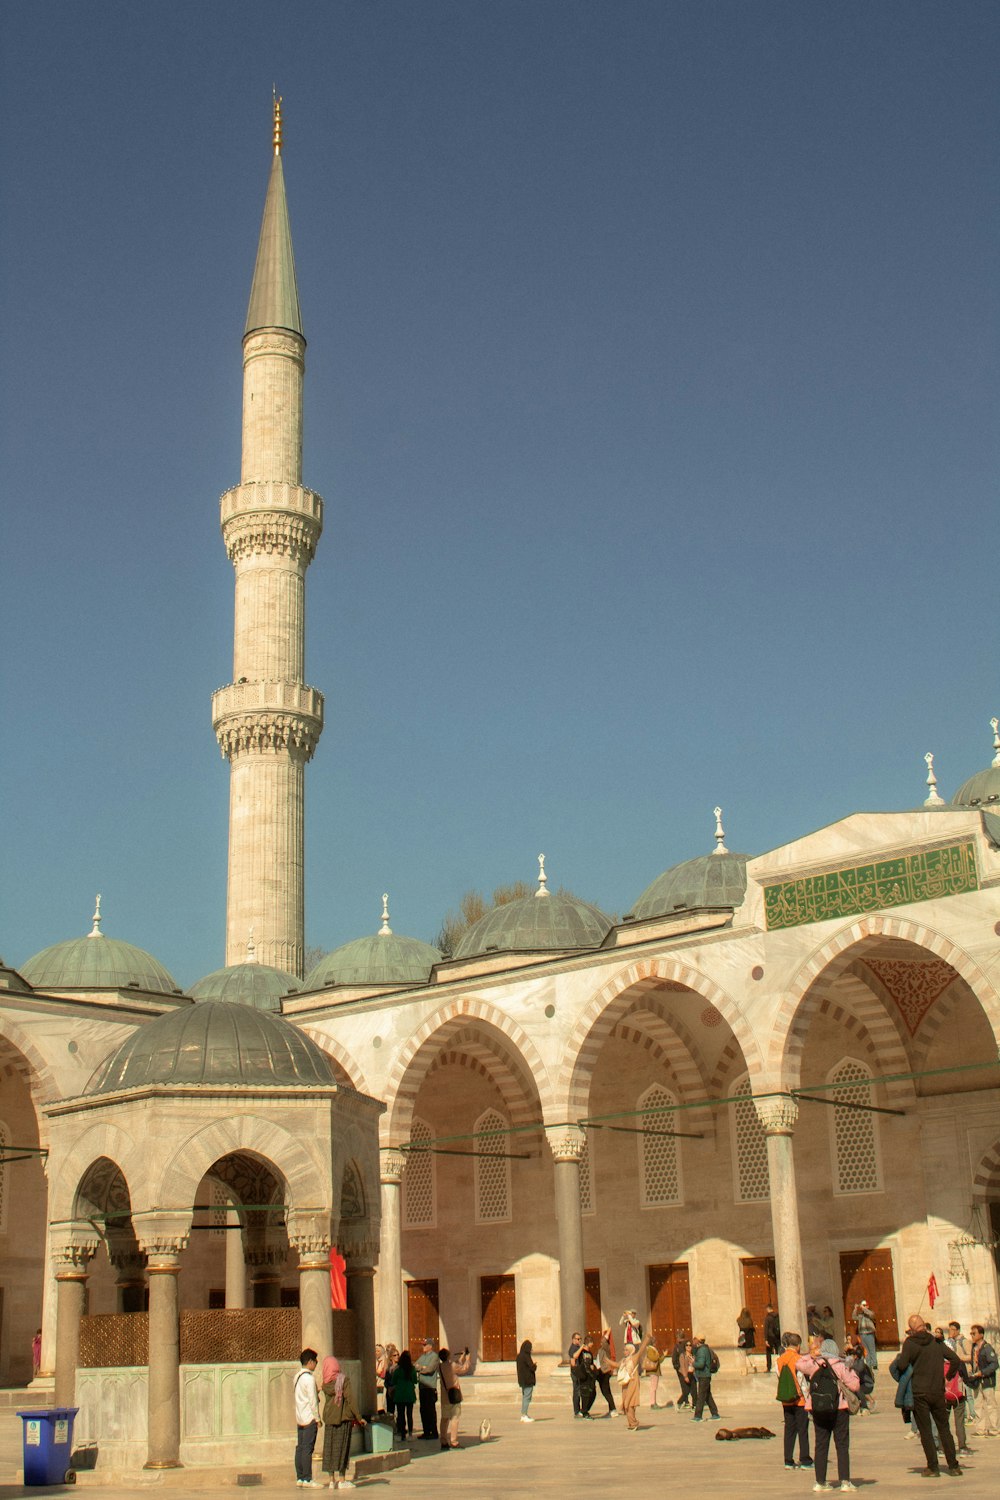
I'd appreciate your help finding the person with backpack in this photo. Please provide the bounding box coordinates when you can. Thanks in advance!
[796,1336,860,1492]
[671,1335,691,1406]
[842,1340,875,1414]
[643,1338,666,1409]
[690,1335,721,1421]
[775,1331,812,1470]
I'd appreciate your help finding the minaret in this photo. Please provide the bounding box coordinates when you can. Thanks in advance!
[212,97,323,976]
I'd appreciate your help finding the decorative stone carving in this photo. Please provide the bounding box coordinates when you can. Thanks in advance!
[53,1239,97,1273]
[545,1125,587,1163]
[223,513,321,565]
[215,711,322,762]
[379,1148,407,1185]
[243,330,304,363]
[754,1096,800,1134]
[286,1210,333,1259]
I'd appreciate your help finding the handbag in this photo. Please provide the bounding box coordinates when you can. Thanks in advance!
[447,1386,460,1405]
[835,1376,861,1415]
[737,1330,747,1348]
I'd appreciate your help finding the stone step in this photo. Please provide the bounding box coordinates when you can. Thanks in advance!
[0,1386,55,1411]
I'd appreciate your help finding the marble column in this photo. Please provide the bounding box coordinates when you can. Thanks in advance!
[295,1248,333,1360]
[142,1245,186,1469]
[53,1245,94,1407]
[378,1149,407,1352]
[225,1203,247,1309]
[37,1220,58,1382]
[546,1126,587,1358]
[757,1096,808,1338]
[346,1256,378,1415]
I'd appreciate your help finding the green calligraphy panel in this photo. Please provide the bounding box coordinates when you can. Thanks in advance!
[762,842,978,931]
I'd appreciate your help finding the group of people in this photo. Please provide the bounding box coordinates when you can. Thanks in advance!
[376,1337,472,1449]
[566,1314,725,1427]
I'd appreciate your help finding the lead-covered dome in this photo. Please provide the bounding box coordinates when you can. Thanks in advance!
[304,896,441,989]
[86,1000,334,1094]
[629,849,749,921]
[191,961,299,1010]
[21,901,180,995]
[453,864,612,959]
[951,720,1000,810]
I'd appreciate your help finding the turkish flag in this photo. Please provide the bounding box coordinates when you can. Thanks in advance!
[330,1247,347,1310]
[927,1273,939,1310]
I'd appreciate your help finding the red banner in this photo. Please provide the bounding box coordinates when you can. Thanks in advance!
[330,1247,347,1310]
[927,1273,939,1310]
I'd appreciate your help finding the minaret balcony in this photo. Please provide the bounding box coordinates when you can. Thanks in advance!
[220,480,323,525]
[212,681,324,762]
[212,679,324,725]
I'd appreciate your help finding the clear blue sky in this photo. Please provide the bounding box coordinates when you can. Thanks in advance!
[1,1,997,988]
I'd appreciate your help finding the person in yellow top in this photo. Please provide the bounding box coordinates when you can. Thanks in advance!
[775,1332,812,1472]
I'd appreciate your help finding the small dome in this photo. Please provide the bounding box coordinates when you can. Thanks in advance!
[86,1001,334,1094]
[952,766,1000,809]
[305,933,441,989]
[191,962,299,1010]
[629,850,749,922]
[22,910,180,995]
[453,889,612,959]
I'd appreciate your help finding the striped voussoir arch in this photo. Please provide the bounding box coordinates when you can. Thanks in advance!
[425,1031,538,1124]
[804,970,914,1107]
[0,1023,62,1150]
[972,1139,1000,1205]
[608,1009,715,1137]
[907,979,968,1070]
[381,998,554,1146]
[559,957,761,1119]
[300,1026,371,1096]
[768,915,1000,1083]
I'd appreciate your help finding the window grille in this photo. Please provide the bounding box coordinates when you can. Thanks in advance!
[0,1120,7,1232]
[475,1108,511,1223]
[639,1085,681,1206]
[403,1117,436,1228]
[732,1076,770,1202]
[579,1132,594,1215]
[209,1177,228,1238]
[830,1060,881,1194]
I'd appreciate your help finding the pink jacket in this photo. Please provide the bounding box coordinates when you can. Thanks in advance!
[795,1354,860,1412]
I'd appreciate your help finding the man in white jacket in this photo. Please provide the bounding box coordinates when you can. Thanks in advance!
[294,1348,321,1488]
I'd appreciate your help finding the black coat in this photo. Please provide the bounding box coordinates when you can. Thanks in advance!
[896,1330,960,1399]
[516,1346,537,1386]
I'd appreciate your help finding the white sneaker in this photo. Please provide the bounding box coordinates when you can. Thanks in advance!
[840,1483,859,1492]
[338,1484,355,1492]
[520,1415,534,1422]
[812,1485,833,1493]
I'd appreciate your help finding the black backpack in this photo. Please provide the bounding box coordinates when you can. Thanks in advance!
[809,1360,840,1416]
[709,1348,720,1375]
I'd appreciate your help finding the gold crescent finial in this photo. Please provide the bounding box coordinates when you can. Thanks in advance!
[272,91,283,156]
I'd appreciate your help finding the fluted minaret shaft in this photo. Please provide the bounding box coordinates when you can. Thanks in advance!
[212,110,323,977]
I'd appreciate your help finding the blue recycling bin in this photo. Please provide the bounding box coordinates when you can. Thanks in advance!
[16,1407,79,1485]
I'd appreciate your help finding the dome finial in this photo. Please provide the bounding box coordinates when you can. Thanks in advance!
[272,88,283,156]
[379,893,393,936]
[923,752,945,807]
[88,894,103,938]
[992,716,1000,769]
[246,926,257,963]
[712,807,728,855]
[536,853,549,898]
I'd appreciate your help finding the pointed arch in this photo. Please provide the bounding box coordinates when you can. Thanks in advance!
[769,915,1000,1089]
[155,1114,329,1214]
[48,1120,143,1223]
[381,998,553,1145]
[560,956,760,1121]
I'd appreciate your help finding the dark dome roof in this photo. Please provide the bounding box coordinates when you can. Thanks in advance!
[630,850,749,922]
[951,765,1000,810]
[305,932,441,989]
[453,891,612,959]
[85,1001,334,1094]
[21,931,180,995]
[191,961,299,1010]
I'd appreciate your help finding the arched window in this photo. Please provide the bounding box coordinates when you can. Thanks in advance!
[475,1108,511,1223]
[829,1059,881,1194]
[731,1076,769,1202]
[403,1117,436,1228]
[638,1084,682,1206]
[578,1132,594,1216]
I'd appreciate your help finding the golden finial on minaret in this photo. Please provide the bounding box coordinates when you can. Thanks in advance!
[272,89,283,156]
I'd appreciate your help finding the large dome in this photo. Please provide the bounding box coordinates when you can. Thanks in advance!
[951,722,1000,809]
[22,906,180,995]
[453,885,612,959]
[191,961,299,1010]
[86,1001,334,1093]
[629,850,749,922]
[305,933,441,989]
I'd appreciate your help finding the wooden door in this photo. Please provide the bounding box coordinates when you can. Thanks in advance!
[584,1268,602,1347]
[647,1262,692,1348]
[406,1277,440,1357]
[840,1249,898,1348]
[480,1274,517,1361]
[740,1256,778,1343]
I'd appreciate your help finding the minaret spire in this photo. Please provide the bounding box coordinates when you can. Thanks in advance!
[212,98,325,977]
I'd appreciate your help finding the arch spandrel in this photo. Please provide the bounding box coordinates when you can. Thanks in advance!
[557,956,763,1122]
[768,915,1000,1091]
[380,997,553,1146]
[47,1119,144,1225]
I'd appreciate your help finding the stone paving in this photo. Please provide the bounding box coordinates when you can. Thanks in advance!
[1,1380,998,1500]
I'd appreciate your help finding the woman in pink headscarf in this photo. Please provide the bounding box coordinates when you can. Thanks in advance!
[321,1355,365,1490]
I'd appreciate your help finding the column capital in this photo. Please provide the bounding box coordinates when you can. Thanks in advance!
[755,1095,799,1134]
[136,1213,191,1259]
[53,1240,97,1276]
[379,1147,407,1184]
[287,1210,334,1259]
[545,1124,587,1163]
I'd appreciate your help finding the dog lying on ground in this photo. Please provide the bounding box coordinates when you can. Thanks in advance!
[714,1426,776,1441]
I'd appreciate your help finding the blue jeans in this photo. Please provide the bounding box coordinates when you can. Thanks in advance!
[521,1386,534,1416]
[295,1421,318,1481]
[860,1332,877,1369]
